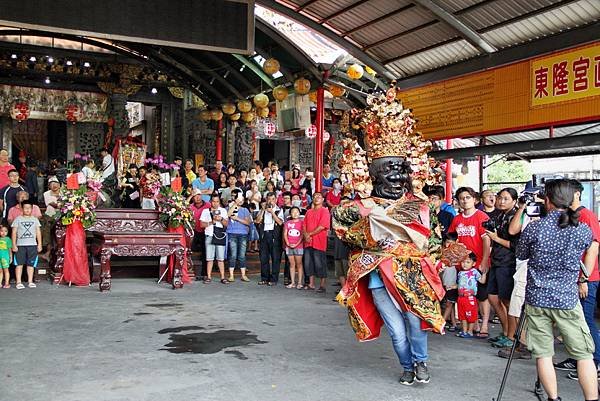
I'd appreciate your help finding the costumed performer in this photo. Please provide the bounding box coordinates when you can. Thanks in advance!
[333,82,468,386]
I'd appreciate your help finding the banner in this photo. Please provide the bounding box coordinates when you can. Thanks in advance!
[531,43,600,106]
[0,84,108,122]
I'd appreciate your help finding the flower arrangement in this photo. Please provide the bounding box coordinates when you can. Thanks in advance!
[86,171,103,193]
[144,154,179,172]
[73,152,92,162]
[56,185,96,228]
[156,187,194,235]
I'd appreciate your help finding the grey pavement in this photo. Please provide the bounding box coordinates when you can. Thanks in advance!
[0,277,581,401]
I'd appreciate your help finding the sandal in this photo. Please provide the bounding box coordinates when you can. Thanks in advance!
[476,332,489,339]
[296,284,304,290]
[258,281,269,285]
[316,287,326,293]
[28,283,36,288]
[285,283,295,289]
[2,284,10,289]
[16,283,25,290]
[220,278,230,284]
[240,276,250,282]
[304,285,316,290]
[203,278,212,284]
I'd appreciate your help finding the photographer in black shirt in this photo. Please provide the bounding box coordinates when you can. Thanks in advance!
[483,188,520,349]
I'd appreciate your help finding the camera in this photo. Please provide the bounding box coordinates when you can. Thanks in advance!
[482,219,496,231]
[519,186,546,217]
[267,204,273,210]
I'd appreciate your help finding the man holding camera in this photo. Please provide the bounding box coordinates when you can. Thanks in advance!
[553,179,600,380]
[255,192,284,286]
[516,179,597,401]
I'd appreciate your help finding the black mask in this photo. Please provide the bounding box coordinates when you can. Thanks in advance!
[369,156,413,200]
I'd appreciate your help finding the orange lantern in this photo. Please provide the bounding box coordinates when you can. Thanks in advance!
[229,112,241,121]
[64,103,83,123]
[308,91,317,103]
[237,99,252,113]
[272,85,288,101]
[329,85,345,97]
[257,107,269,118]
[253,93,269,108]
[10,101,30,122]
[262,58,280,75]
[347,63,364,80]
[198,109,211,121]
[241,111,255,123]
[294,77,311,95]
[222,103,236,115]
[210,109,223,121]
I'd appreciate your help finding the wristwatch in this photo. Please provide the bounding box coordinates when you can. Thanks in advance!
[579,276,589,284]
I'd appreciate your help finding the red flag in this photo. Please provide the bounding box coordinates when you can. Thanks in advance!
[66,173,79,190]
[171,177,182,193]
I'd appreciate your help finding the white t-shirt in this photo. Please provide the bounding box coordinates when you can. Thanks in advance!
[200,207,228,237]
[43,190,59,217]
[101,154,115,180]
[262,206,284,231]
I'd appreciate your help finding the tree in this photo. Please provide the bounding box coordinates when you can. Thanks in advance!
[485,155,531,192]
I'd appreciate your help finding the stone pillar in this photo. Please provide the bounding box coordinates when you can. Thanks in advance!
[0,118,12,156]
[108,93,129,140]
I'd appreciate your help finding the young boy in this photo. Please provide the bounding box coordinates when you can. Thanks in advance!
[11,199,42,289]
[0,225,12,288]
[441,233,459,331]
[456,252,487,338]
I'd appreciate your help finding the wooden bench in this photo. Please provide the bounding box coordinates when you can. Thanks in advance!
[51,209,185,291]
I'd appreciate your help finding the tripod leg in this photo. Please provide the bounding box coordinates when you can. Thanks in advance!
[493,303,528,401]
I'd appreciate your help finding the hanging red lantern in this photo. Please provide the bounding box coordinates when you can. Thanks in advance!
[65,103,83,123]
[305,124,317,139]
[264,121,276,137]
[10,101,30,122]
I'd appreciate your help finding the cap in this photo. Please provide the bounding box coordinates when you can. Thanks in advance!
[192,188,202,196]
[48,176,60,184]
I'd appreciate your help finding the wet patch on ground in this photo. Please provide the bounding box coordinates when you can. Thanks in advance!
[145,303,183,308]
[160,329,266,356]
[157,326,205,334]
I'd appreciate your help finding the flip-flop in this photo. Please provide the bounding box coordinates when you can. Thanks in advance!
[203,278,212,284]
[476,332,489,339]
[220,279,230,284]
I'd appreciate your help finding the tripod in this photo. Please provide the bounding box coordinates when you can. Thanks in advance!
[493,303,544,401]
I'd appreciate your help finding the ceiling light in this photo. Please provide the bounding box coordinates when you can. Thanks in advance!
[66,60,73,66]
[29,56,36,62]
[83,61,90,67]
[223,71,230,78]
[239,65,245,72]
[47,57,54,63]
[44,77,51,84]
[209,77,215,85]
[10,54,17,59]
[151,87,158,94]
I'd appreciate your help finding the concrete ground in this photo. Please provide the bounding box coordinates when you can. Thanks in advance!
[0,274,582,401]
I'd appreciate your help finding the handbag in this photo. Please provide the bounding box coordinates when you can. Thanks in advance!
[211,226,227,246]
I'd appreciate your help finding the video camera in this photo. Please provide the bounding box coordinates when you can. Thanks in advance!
[518,186,545,217]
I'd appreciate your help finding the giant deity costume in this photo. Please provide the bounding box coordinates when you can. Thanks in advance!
[334,83,466,347]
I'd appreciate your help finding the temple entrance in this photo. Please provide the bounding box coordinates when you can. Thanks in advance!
[259,139,290,168]
[10,119,67,166]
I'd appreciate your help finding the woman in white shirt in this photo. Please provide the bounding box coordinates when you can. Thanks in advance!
[200,194,229,284]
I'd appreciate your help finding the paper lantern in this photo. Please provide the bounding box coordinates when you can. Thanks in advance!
[257,107,269,118]
[229,112,241,121]
[365,66,376,76]
[273,86,288,101]
[323,131,330,142]
[64,103,83,123]
[10,101,30,122]
[210,109,223,121]
[222,103,236,115]
[263,58,280,75]
[308,91,317,103]
[237,99,252,113]
[264,122,276,137]
[305,124,317,139]
[294,77,311,95]
[347,64,364,80]
[241,111,255,123]
[253,93,269,108]
[198,109,211,121]
[329,85,345,97]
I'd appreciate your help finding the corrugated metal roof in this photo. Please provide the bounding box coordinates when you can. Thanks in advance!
[262,0,599,79]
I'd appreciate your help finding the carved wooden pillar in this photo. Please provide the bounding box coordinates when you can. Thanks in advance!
[109,93,129,139]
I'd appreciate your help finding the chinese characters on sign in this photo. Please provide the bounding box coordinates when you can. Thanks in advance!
[532,44,600,106]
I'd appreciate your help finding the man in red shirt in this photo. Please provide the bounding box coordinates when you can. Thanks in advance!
[0,149,16,190]
[448,187,492,338]
[555,180,600,378]
[189,189,211,281]
[303,192,330,292]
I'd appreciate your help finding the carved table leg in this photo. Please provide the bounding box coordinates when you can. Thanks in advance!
[99,249,112,292]
[172,247,185,289]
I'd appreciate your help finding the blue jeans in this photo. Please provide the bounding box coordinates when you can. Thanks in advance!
[371,287,428,371]
[581,280,600,365]
[228,233,248,270]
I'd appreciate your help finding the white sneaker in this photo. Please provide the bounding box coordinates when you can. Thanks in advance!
[28,283,36,288]
[16,283,25,290]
